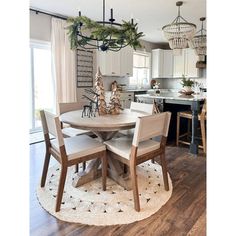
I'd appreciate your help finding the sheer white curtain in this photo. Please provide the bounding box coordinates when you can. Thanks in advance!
[51,17,77,113]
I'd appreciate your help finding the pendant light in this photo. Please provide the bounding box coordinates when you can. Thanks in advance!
[162,1,196,55]
[188,17,207,62]
[66,0,144,52]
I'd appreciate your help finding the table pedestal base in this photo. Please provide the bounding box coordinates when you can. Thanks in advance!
[73,158,132,190]
[73,131,132,190]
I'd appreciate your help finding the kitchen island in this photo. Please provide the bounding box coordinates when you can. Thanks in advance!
[135,92,206,155]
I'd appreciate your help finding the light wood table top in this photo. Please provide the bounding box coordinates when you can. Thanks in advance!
[60,109,149,132]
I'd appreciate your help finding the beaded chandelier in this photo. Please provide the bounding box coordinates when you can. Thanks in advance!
[188,17,207,61]
[162,1,196,55]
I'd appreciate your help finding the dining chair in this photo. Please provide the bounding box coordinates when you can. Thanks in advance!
[40,110,107,212]
[104,112,171,212]
[58,102,93,138]
[176,99,207,153]
[130,101,155,114]
[118,101,155,137]
[59,102,96,172]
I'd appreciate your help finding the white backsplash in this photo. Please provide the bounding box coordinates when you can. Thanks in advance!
[155,77,207,90]
[155,69,207,90]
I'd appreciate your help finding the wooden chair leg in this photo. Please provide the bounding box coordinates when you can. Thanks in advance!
[75,164,79,173]
[101,152,107,191]
[160,153,169,191]
[82,161,86,171]
[40,152,51,187]
[55,165,68,212]
[176,113,180,146]
[200,119,206,153]
[130,165,140,212]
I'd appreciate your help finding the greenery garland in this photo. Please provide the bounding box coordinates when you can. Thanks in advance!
[66,16,144,50]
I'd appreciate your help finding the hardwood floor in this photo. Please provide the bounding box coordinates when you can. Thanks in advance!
[30,142,206,236]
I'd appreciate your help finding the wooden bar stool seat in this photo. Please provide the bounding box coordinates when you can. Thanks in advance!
[176,99,207,153]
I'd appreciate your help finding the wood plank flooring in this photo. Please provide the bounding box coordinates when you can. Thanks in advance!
[30,142,206,236]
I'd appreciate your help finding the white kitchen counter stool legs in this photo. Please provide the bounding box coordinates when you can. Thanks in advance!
[105,112,171,212]
[40,110,107,212]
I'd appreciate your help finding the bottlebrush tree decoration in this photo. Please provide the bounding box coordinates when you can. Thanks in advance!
[108,80,122,115]
[94,67,107,115]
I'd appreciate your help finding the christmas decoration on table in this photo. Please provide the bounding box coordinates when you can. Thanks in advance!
[108,80,122,115]
[94,67,107,115]
[81,88,99,118]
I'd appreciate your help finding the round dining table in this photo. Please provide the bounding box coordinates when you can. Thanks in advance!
[60,108,149,140]
[60,109,149,189]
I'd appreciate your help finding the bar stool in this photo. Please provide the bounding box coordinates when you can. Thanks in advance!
[176,99,207,153]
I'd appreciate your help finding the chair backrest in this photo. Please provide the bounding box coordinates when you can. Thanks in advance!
[132,112,171,147]
[58,102,87,115]
[40,110,65,148]
[130,101,154,114]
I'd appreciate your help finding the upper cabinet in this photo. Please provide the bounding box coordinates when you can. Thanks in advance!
[152,48,198,78]
[173,50,185,78]
[97,50,120,76]
[173,48,198,78]
[152,49,163,78]
[152,49,173,78]
[185,49,199,78]
[163,50,174,77]
[96,46,133,77]
[120,46,133,77]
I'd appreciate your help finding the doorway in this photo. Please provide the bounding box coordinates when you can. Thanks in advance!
[30,40,55,133]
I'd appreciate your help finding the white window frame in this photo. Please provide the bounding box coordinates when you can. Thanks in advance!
[29,39,54,133]
[129,51,151,89]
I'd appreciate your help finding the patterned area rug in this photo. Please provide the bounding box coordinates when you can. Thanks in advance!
[37,161,173,226]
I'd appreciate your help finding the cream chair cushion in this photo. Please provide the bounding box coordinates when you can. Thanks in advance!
[51,135,106,161]
[104,136,160,160]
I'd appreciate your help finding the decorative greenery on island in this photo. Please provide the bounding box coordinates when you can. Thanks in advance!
[181,75,194,87]
[66,16,144,51]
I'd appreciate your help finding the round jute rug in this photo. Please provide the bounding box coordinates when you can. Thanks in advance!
[37,161,173,226]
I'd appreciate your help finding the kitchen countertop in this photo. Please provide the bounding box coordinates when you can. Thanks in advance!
[122,89,148,92]
[135,92,206,101]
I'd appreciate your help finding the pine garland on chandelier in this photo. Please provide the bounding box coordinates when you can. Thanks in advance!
[66,16,144,51]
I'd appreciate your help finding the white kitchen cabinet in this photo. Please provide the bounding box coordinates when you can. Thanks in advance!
[185,49,199,77]
[97,50,120,76]
[173,49,198,78]
[173,50,186,78]
[120,46,133,77]
[152,49,173,78]
[162,50,173,77]
[96,47,133,77]
[152,49,163,78]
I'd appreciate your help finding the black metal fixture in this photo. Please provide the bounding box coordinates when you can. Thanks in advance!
[66,0,144,52]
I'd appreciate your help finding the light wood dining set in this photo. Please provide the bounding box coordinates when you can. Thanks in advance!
[39,100,206,213]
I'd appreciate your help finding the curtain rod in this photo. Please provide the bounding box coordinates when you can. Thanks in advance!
[30,8,68,20]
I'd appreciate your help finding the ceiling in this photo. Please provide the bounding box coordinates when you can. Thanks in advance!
[30,0,206,43]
